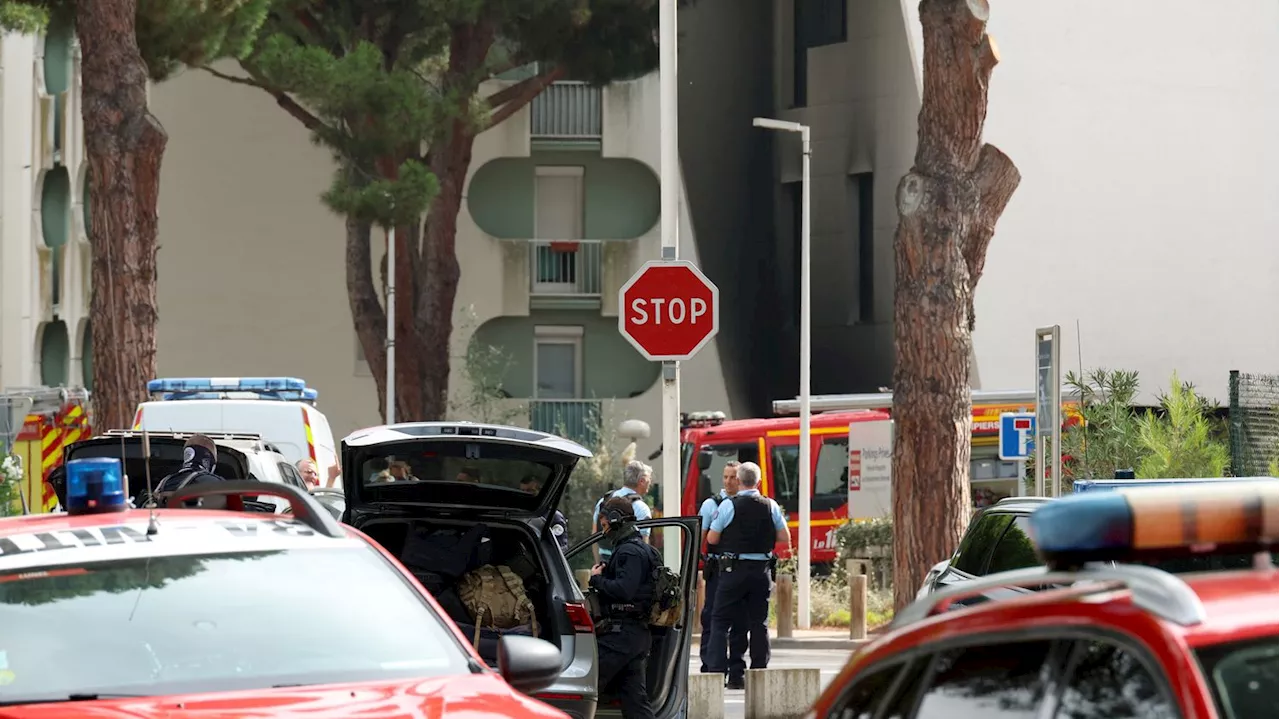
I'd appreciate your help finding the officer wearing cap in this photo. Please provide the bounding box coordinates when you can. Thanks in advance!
[703,461,790,689]
[698,460,740,673]
[590,496,661,719]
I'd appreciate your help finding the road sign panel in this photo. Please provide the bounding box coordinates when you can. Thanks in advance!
[999,412,1037,461]
[618,260,720,361]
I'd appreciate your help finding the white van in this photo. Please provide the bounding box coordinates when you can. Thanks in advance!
[132,377,341,489]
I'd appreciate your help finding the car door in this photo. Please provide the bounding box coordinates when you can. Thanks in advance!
[565,516,702,719]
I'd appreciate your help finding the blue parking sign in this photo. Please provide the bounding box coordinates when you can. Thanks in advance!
[999,413,1037,461]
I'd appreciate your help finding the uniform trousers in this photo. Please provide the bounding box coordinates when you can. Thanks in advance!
[705,559,773,684]
[699,562,724,672]
[597,620,656,719]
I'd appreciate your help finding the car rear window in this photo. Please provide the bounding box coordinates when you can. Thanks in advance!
[0,546,470,702]
[1196,637,1279,719]
[354,440,572,510]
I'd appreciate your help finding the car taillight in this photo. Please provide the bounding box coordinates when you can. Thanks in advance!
[564,601,594,633]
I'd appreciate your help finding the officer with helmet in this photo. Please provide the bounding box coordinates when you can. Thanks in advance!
[703,461,790,689]
[698,460,740,673]
[589,496,661,719]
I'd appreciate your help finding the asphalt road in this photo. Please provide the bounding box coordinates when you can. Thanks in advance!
[687,647,854,719]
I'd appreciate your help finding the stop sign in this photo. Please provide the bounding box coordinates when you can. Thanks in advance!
[618,260,720,361]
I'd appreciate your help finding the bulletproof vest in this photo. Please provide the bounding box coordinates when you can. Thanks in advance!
[704,494,729,555]
[596,490,644,554]
[716,494,776,555]
[603,537,657,616]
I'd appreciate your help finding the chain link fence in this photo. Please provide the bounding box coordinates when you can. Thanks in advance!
[1228,370,1279,476]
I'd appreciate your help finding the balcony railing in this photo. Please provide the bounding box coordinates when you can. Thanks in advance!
[530,240,603,298]
[530,82,602,139]
[530,399,601,447]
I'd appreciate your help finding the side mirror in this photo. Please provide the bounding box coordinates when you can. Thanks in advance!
[696,449,713,472]
[497,635,562,695]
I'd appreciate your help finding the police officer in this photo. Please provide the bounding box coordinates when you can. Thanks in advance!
[520,474,569,551]
[592,460,654,563]
[698,460,740,673]
[589,496,660,719]
[704,461,790,689]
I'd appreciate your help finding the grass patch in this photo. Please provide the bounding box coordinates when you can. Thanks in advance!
[767,575,894,630]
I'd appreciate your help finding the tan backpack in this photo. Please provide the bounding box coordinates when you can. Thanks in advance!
[457,564,539,647]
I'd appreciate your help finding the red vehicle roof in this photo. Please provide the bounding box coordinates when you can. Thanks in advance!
[682,409,890,439]
[814,567,1278,718]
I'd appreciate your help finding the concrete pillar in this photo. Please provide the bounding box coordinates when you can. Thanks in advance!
[745,668,821,719]
[687,672,725,719]
[848,572,867,641]
[775,573,794,638]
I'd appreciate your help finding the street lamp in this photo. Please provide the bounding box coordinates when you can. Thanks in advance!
[753,116,812,629]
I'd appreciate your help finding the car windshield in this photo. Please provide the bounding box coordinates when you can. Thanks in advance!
[0,546,471,702]
[1196,637,1279,719]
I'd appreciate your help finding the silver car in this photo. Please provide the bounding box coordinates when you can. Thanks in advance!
[341,422,700,719]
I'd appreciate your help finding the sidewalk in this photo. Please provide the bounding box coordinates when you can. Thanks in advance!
[691,627,876,652]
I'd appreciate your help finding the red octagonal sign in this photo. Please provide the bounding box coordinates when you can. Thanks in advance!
[619,260,720,361]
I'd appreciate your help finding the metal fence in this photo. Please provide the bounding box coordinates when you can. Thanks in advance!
[529,82,602,138]
[529,399,602,448]
[1228,370,1279,476]
[529,240,604,297]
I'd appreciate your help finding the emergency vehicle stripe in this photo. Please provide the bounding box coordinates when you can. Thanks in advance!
[39,419,63,513]
[301,407,317,463]
[757,437,769,495]
[132,407,143,430]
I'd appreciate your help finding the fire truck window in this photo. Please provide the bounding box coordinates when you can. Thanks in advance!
[699,443,758,501]
[771,444,800,514]
[813,437,849,511]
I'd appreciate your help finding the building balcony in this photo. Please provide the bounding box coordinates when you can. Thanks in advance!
[529,399,601,447]
[530,82,602,141]
[528,240,604,303]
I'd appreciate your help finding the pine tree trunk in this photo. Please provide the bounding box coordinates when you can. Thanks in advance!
[891,0,1021,611]
[77,0,168,431]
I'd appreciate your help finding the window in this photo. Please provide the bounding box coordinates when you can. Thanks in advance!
[1056,639,1177,719]
[813,436,849,511]
[849,172,874,323]
[915,640,1056,718]
[771,443,801,514]
[950,512,1014,576]
[0,547,471,701]
[1197,637,1279,719]
[696,442,760,502]
[798,0,847,48]
[826,661,902,718]
[986,517,1041,574]
[278,462,306,489]
[534,325,583,399]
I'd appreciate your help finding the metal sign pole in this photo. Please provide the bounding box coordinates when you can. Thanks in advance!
[386,225,396,425]
[1034,326,1060,496]
[658,0,681,570]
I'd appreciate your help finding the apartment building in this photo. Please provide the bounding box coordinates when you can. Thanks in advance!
[0,19,93,394]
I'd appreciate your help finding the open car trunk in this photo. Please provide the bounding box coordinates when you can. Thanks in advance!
[356,516,564,667]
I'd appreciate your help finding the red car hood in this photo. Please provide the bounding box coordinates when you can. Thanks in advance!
[0,675,567,719]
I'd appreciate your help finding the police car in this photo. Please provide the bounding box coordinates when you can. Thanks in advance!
[810,480,1278,719]
[0,458,569,716]
[46,430,309,514]
[132,377,340,488]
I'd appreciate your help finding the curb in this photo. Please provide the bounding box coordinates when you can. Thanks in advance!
[691,636,873,651]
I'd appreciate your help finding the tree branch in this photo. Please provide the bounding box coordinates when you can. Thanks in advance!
[198,64,327,134]
[962,142,1020,331]
[486,66,566,129]
[485,65,564,111]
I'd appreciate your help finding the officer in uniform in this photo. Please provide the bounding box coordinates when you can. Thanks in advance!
[589,496,661,719]
[592,460,654,563]
[703,461,790,689]
[698,460,741,673]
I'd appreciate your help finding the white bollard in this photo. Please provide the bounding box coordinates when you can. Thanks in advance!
[745,668,821,719]
[687,672,726,719]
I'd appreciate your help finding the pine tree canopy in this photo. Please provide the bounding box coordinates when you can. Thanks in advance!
[0,0,272,81]
[216,0,665,227]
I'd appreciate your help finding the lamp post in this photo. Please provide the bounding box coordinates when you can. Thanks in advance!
[752,117,812,629]
[385,225,396,425]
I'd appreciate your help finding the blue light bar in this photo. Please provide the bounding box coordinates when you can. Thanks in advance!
[147,377,307,393]
[65,458,128,515]
[1030,480,1280,568]
[155,388,319,403]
